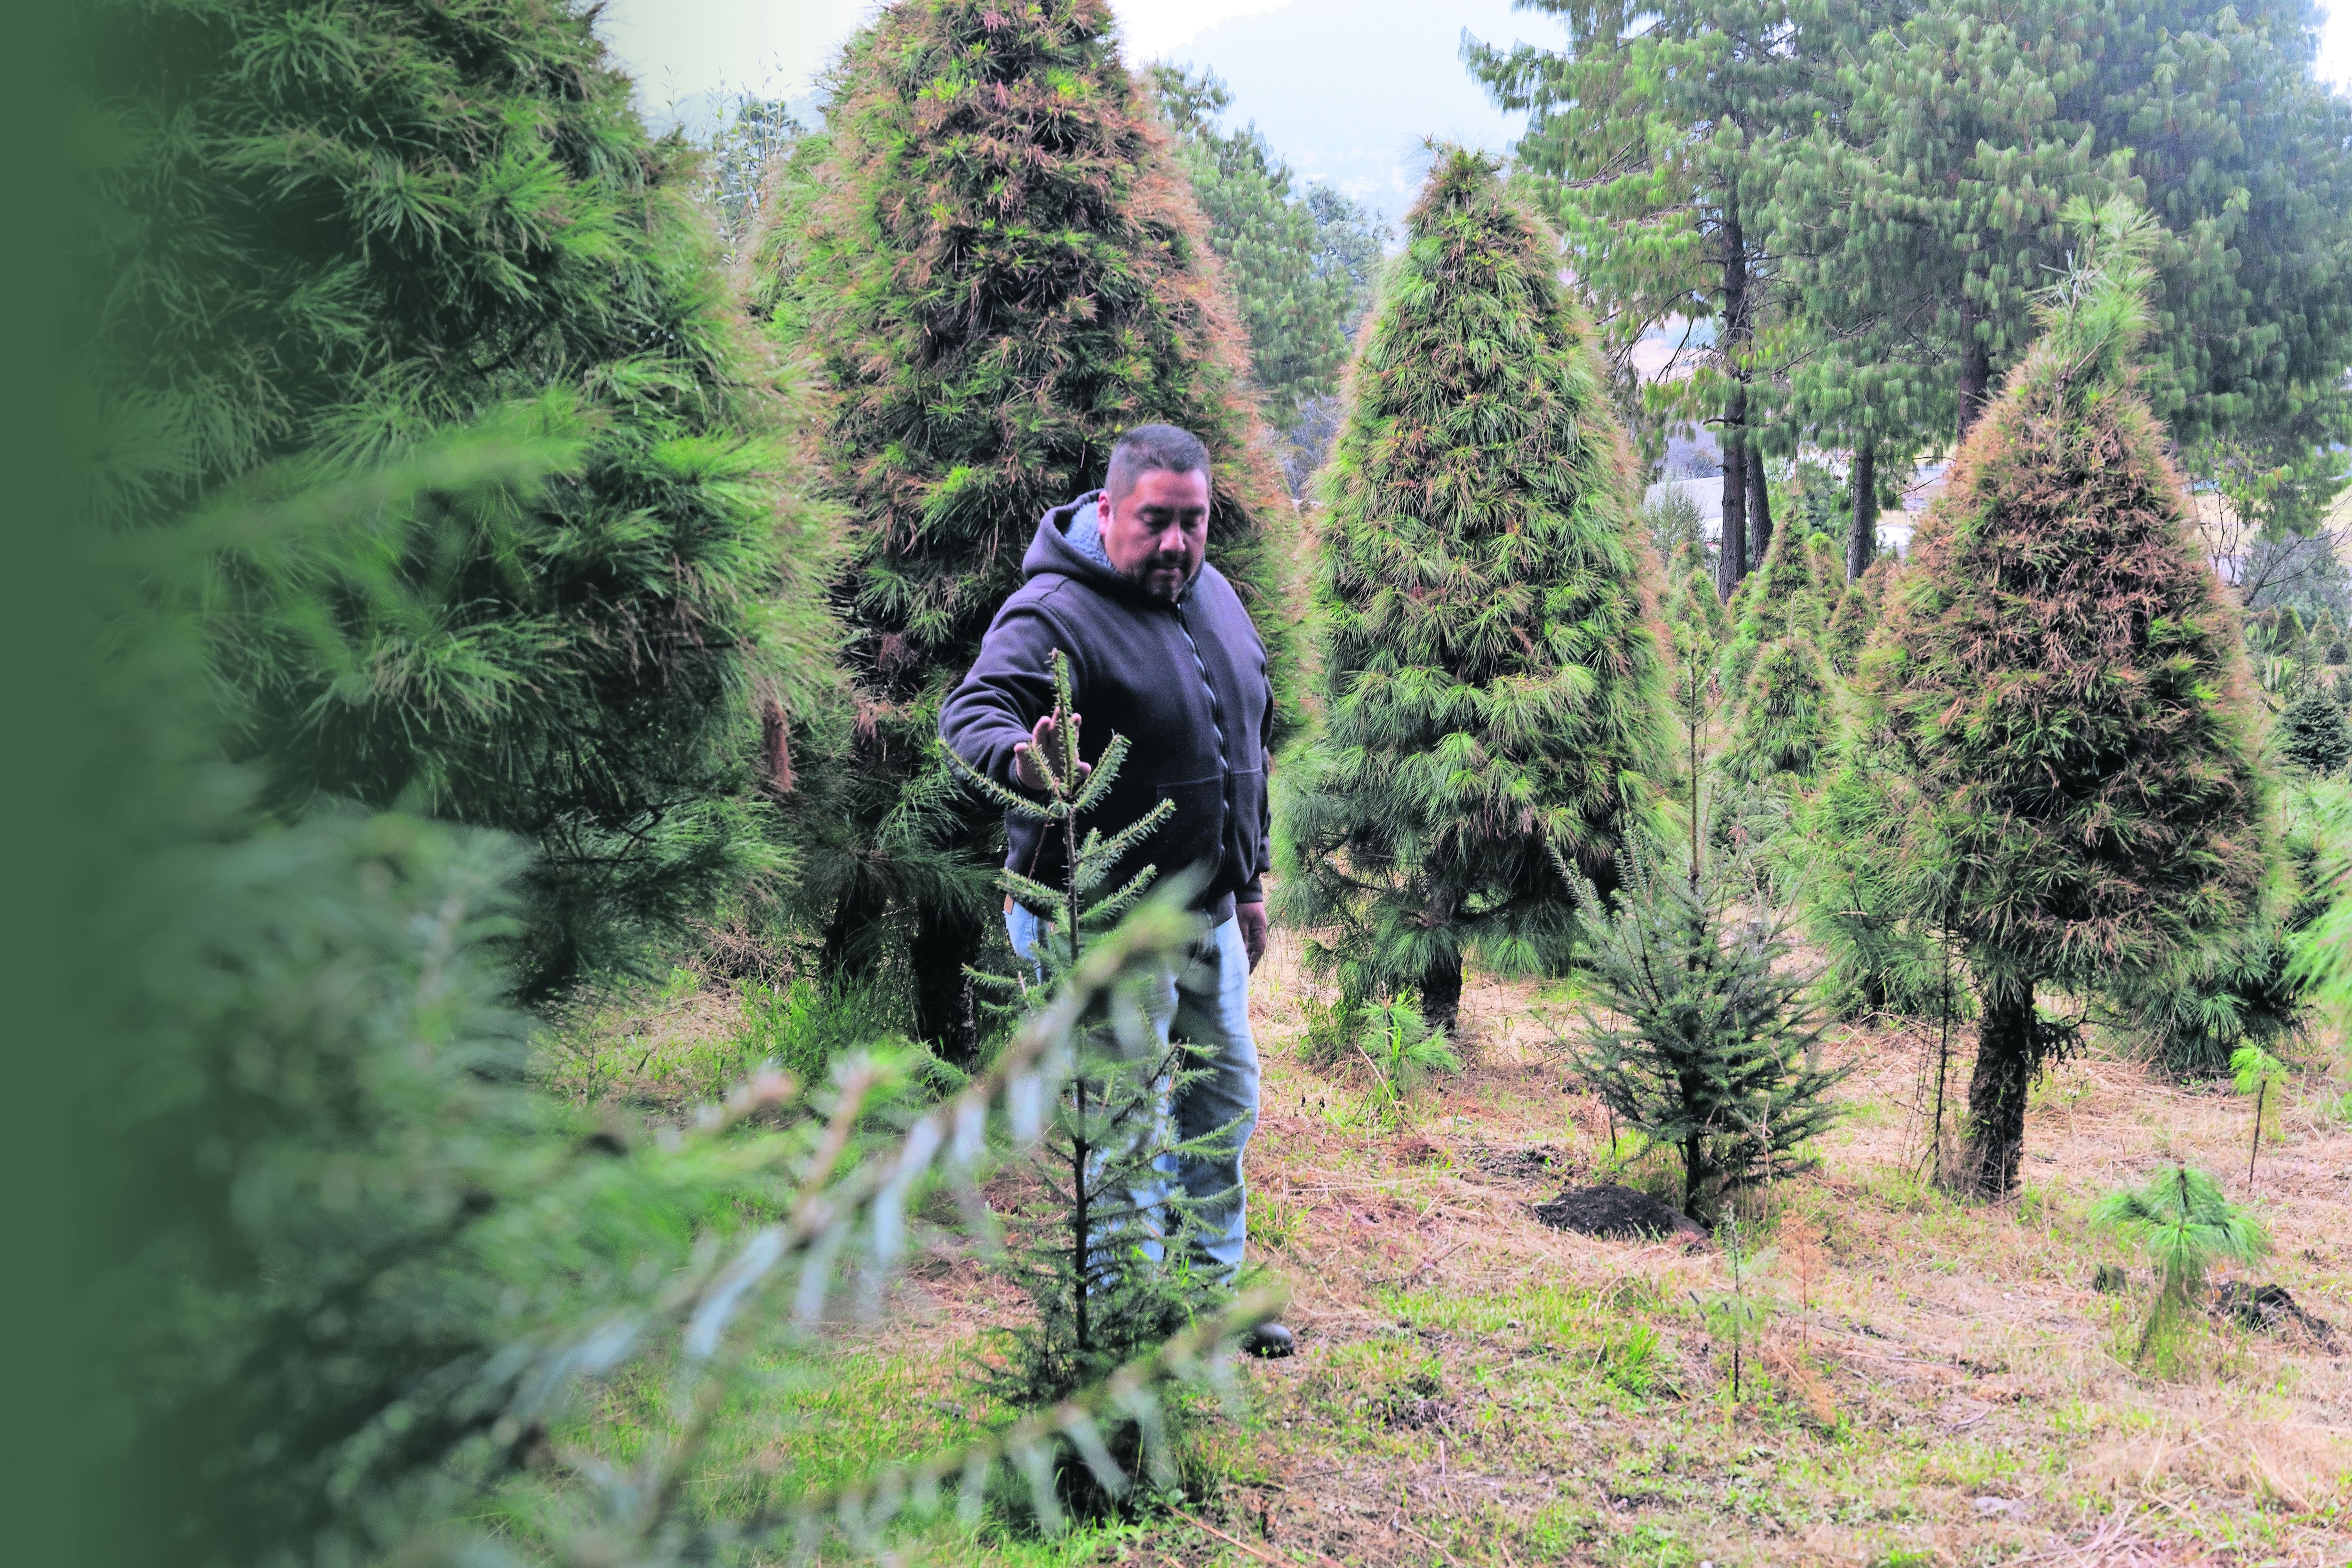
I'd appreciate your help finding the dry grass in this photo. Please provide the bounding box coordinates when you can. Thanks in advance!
[552,929,2352,1565]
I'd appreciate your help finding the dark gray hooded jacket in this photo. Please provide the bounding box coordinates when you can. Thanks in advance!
[938,491,1273,923]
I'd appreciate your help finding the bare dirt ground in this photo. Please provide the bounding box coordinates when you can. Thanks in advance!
[550,931,2352,1566]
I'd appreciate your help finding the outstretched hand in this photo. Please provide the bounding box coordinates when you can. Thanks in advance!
[1012,710,1089,793]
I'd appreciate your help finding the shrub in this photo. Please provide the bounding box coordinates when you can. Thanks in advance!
[2090,1164,2268,1362]
[84,0,834,994]
[2279,683,2352,776]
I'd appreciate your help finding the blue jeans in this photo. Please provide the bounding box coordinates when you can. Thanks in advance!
[1004,905,1260,1277]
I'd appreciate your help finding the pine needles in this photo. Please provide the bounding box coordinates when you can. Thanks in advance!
[2090,1164,2269,1363]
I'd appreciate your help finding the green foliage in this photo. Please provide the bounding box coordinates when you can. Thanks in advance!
[1468,0,1829,509]
[1149,66,1372,428]
[1859,200,2274,1191]
[737,975,913,1091]
[1274,149,1672,1028]
[1563,847,1847,1225]
[84,0,833,994]
[697,95,808,259]
[754,0,1297,1048]
[1644,488,1708,565]
[953,656,1235,1503]
[1797,716,1967,1020]
[1823,554,1897,678]
[1782,0,2352,464]
[1722,517,1836,689]
[2288,778,2352,1029]
[2090,1164,2269,1361]
[1721,636,1836,795]
[1299,994,1463,1099]
[2279,683,2352,776]
[1662,543,1734,655]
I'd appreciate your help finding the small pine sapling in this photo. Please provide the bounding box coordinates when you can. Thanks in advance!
[1688,1218,1778,1420]
[1354,997,1463,1111]
[1560,845,1849,1225]
[950,653,1235,1504]
[2090,1164,2269,1362]
[2230,1044,2289,1187]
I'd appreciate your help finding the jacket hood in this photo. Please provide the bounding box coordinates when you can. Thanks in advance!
[1023,491,1201,604]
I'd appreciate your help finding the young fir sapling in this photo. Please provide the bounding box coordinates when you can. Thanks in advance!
[949,652,1240,1498]
[1557,654,1848,1224]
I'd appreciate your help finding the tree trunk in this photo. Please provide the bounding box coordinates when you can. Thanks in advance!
[1419,951,1463,1036]
[1956,300,1992,443]
[912,902,984,1069]
[1716,420,1747,600]
[1847,440,1876,582]
[820,884,886,980]
[1963,979,2035,1197]
[1716,201,1751,600]
[1746,438,1773,569]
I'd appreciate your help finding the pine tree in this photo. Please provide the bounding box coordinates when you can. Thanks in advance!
[953,657,1230,1509]
[84,0,832,994]
[1470,0,1838,594]
[1721,513,1835,689]
[758,0,1296,1060]
[1274,149,1672,1030]
[1863,200,2274,1196]
[1664,543,1734,656]
[1721,635,1836,795]
[1824,553,1898,677]
[2279,683,2352,776]
[1150,67,1367,429]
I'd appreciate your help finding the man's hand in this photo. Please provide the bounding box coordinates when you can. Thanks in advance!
[1012,710,1088,793]
[1236,901,1268,971]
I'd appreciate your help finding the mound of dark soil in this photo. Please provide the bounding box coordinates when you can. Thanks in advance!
[2215,1281,2336,1345]
[1533,1184,1708,1242]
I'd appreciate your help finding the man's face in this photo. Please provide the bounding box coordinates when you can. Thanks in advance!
[1099,467,1211,601]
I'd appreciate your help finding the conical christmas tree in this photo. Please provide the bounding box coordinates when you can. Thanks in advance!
[1721,636,1836,793]
[1274,149,1671,1030]
[86,0,832,994]
[1824,553,1899,677]
[1663,542,1733,654]
[2279,684,2352,776]
[1722,517,1835,689]
[758,0,1296,1059]
[1864,200,2274,1195]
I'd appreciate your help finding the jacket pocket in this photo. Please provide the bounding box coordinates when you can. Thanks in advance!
[1139,776,1224,898]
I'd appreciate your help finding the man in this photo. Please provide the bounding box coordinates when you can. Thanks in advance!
[938,423,1292,1359]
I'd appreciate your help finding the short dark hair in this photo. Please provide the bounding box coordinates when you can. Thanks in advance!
[1105,423,1210,502]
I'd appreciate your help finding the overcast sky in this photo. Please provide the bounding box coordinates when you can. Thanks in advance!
[598,0,2352,217]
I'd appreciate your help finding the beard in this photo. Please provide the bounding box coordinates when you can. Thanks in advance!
[1126,555,1197,602]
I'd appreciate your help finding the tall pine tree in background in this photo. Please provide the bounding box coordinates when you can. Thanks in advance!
[1470,0,1831,597]
[1861,200,2273,1196]
[756,0,1296,1060]
[83,0,833,994]
[1275,150,1671,1031]
[1150,66,1372,430]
